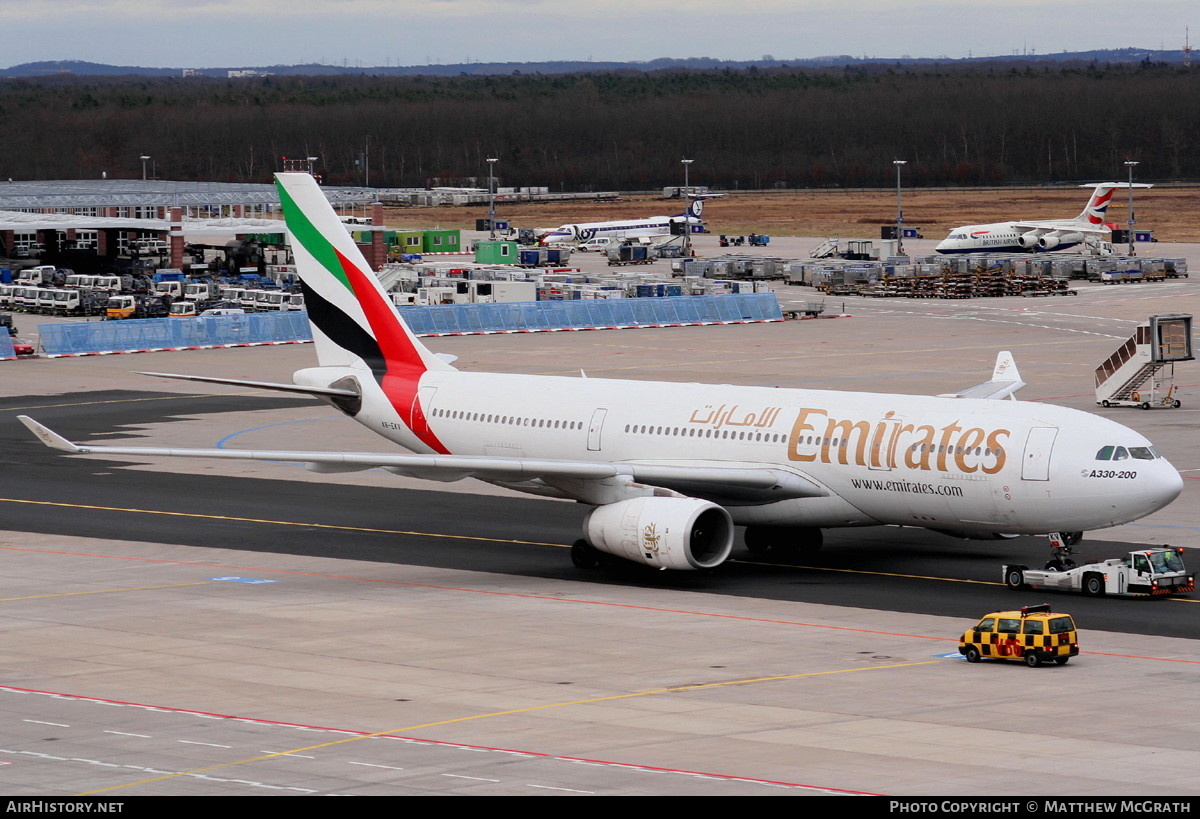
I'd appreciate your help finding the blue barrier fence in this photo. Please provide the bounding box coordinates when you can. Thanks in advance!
[38,293,782,356]
[40,312,311,356]
[399,292,781,335]
[0,332,14,358]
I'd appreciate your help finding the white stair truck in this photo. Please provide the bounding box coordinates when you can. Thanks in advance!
[1095,314,1193,409]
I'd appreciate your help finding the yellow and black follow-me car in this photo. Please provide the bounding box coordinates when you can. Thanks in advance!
[958,604,1079,667]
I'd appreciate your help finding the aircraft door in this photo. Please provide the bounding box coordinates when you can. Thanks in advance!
[587,408,607,451]
[868,413,902,471]
[412,386,437,435]
[1020,427,1058,481]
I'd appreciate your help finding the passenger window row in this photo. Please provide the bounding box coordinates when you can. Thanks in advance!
[432,407,583,431]
[624,424,784,443]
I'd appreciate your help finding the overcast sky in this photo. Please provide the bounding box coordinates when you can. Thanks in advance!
[2,0,1195,68]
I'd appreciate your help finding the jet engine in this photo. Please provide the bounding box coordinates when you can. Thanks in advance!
[583,497,734,570]
[1039,232,1081,250]
[1017,232,1042,249]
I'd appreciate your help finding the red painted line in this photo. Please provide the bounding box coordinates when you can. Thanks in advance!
[0,683,865,794]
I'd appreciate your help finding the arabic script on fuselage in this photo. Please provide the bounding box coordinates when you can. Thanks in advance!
[687,404,783,430]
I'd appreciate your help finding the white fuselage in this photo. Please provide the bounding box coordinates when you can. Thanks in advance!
[935,220,1090,254]
[310,367,1182,537]
[539,215,698,246]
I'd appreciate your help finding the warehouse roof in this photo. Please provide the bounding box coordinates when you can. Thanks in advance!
[0,179,375,209]
[0,210,291,237]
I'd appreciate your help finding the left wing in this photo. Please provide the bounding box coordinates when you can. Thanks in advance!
[18,416,827,504]
[136,371,359,400]
[1012,219,1109,235]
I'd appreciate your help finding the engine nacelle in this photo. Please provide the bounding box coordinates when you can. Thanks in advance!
[584,497,734,570]
[1017,232,1042,249]
[1037,234,1061,250]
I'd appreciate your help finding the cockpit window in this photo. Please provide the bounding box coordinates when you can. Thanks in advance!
[1098,445,1158,461]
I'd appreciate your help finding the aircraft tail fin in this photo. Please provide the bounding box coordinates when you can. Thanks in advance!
[1076,184,1119,225]
[275,172,453,377]
[941,351,1026,401]
[1075,182,1153,225]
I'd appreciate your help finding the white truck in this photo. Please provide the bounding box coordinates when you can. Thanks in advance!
[1004,547,1194,598]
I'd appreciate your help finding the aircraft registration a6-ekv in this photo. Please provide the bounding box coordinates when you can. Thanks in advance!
[20,173,1183,572]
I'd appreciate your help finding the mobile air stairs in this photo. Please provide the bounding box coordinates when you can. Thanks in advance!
[1095,314,1193,409]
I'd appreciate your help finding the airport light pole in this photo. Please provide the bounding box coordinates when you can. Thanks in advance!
[140,155,150,181]
[487,157,498,240]
[893,159,907,255]
[681,158,694,255]
[1124,160,1139,257]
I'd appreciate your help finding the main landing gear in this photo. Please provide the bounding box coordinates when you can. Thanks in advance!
[742,525,823,562]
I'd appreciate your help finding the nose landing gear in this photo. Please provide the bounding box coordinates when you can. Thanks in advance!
[1044,530,1083,570]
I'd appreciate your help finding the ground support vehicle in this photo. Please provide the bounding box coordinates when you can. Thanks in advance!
[782,301,826,319]
[606,245,654,266]
[577,238,612,253]
[1005,546,1193,598]
[48,288,107,316]
[169,300,244,318]
[168,301,202,318]
[1094,314,1192,410]
[958,604,1078,667]
[105,294,170,320]
[16,265,64,286]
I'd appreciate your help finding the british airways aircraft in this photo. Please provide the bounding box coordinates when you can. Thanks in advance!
[935,183,1152,254]
[19,173,1183,572]
[538,199,704,246]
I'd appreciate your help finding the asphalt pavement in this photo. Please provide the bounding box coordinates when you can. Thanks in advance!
[1,236,1199,796]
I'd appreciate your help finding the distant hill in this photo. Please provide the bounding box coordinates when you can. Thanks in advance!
[0,49,1191,78]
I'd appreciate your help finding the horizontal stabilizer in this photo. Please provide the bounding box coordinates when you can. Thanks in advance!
[939,351,1026,400]
[1079,182,1153,189]
[136,371,359,399]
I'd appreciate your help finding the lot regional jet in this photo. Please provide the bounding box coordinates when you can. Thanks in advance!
[538,199,704,245]
[19,173,1183,572]
[935,183,1152,254]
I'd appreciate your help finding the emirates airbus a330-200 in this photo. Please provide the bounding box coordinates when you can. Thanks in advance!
[20,173,1183,573]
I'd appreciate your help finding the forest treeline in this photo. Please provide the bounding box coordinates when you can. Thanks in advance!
[1,62,1196,190]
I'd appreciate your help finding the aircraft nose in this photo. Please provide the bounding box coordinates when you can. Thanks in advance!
[1147,462,1185,511]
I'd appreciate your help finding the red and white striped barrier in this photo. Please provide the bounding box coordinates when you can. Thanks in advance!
[419,317,783,337]
[43,340,310,358]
